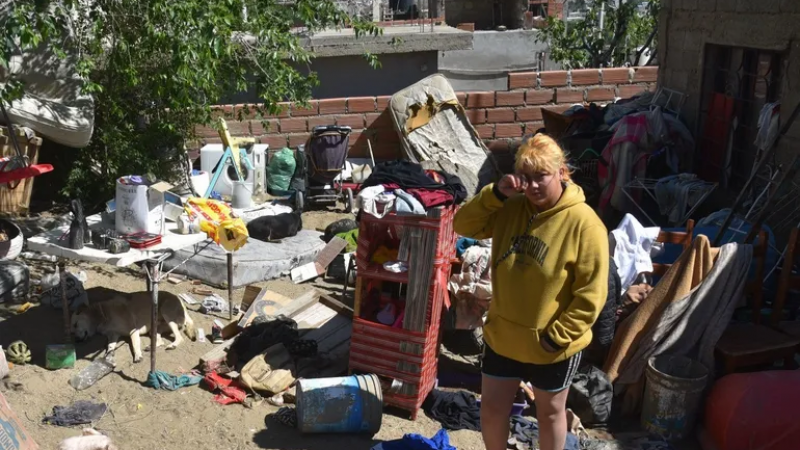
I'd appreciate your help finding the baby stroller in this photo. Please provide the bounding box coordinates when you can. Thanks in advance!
[303,125,354,212]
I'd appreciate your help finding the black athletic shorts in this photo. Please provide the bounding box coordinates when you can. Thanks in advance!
[482,343,582,392]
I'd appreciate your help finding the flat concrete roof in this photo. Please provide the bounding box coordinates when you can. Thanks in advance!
[296,25,473,57]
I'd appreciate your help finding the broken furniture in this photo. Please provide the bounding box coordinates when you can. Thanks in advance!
[651,219,695,276]
[0,127,46,213]
[0,107,53,195]
[349,206,456,419]
[389,74,501,192]
[714,231,799,374]
[27,213,208,374]
[770,228,800,344]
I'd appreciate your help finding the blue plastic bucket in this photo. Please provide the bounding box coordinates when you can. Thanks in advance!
[296,374,383,434]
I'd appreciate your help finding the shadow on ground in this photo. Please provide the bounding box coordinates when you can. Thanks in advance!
[0,286,123,368]
[254,417,382,450]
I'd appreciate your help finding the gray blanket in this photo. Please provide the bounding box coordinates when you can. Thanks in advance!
[616,242,752,386]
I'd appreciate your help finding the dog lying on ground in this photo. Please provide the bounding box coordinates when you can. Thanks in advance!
[322,218,358,243]
[247,211,303,242]
[71,291,196,363]
[57,428,118,450]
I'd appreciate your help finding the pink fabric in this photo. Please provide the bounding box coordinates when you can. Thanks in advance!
[598,114,650,213]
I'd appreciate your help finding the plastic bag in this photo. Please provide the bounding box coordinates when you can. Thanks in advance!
[268,148,297,192]
[567,365,613,427]
[184,197,249,252]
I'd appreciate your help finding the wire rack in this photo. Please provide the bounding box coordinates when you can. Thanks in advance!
[622,176,718,227]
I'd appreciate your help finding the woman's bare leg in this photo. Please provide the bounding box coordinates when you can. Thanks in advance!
[532,385,570,450]
[480,375,520,450]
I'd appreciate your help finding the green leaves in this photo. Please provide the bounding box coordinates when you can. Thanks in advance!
[536,0,659,69]
[2,0,382,204]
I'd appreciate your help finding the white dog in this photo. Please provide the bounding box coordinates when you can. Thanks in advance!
[57,428,118,450]
[71,290,196,363]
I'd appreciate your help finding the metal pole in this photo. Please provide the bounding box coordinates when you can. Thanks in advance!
[59,260,71,343]
[227,252,234,321]
[148,262,159,374]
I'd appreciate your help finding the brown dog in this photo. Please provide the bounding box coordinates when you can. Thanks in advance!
[71,291,196,363]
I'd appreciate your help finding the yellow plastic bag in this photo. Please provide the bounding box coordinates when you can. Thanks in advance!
[184,197,249,252]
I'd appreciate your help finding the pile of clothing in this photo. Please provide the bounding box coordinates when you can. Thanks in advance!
[357,161,467,219]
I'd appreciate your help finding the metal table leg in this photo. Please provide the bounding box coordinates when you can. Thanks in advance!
[144,259,165,374]
[59,260,72,343]
[227,252,234,321]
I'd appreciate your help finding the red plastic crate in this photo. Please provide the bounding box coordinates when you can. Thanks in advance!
[356,207,457,269]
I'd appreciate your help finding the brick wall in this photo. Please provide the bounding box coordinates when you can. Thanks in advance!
[195,67,658,161]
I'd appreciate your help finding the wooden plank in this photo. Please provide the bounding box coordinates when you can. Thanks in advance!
[237,289,293,329]
[241,285,263,311]
[294,302,338,331]
[291,237,348,283]
[200,289,320,364]
[319,292,354,319]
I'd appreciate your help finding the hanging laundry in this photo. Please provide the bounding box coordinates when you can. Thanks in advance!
[754,101,780,152]
[653,174,714,225]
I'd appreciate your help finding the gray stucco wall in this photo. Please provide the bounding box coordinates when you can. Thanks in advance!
[439,29,561,92]
[658,0,800,164]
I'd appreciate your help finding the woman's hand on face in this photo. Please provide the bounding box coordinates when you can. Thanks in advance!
[497,174,528,198]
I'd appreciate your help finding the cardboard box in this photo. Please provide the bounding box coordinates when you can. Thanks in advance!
[0,392,39,449]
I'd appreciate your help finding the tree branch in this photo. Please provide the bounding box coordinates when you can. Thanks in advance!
[633,26,657,66]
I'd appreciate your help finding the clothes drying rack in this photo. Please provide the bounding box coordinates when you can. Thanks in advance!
[622,176,718,227]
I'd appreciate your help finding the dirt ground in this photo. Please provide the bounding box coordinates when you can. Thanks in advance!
[0,209,489,450]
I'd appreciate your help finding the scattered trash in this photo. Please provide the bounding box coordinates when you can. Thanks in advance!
[382,261,408,273]
[145,370,203,391]
[8,302,32,314]
[240,343,295,395]
[40,271,89,311]
[43,401,108,427]
[197,328,206,343]
[282,386,297,404]
[45,344,76,370]
[211,319,225,344]
[6,341,31,365]
[372,429,455,450]
[0,346,8,379]
[20,251,58,262]
[509,416,580,450]
[178,293,198,305]
[291,236,348,283]
[267,393,284,407]
[167,274,188,284]
[193,287,213,296]
[70,356,115,391]
[272,406,297,428]
[56,428,118,450]
[0,391,39,449]
[200,293,229,314]
[33,271,60,290]
[204,372,248,406]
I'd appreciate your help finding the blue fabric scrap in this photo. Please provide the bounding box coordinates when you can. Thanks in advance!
[373,429,455,450]
[145,370,202,391]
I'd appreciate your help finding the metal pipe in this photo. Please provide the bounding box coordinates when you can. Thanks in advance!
[227,252,234,321]
[149,263,159,373]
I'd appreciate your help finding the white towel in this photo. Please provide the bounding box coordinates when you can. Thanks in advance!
[610,214,661,291]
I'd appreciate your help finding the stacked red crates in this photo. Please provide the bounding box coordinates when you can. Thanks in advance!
[348,207,456,419]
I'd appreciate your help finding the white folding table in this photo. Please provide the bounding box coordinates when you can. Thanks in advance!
[27,213,211,374]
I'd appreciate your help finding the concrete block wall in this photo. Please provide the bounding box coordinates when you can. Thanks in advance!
[194,67,657,161]
[658,0,800,164]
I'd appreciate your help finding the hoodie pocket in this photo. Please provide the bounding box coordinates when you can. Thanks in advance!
[485,313,549,362]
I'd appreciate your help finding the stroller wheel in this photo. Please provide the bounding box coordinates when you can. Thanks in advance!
[344,188,354,213]
[295,191,304,211]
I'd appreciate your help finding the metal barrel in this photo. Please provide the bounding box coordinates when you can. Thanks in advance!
[296,374,383,434]
[642,355,709,441]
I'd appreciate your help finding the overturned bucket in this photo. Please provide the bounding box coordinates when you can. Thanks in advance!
[296,374,383,434]
[641,355,708,441]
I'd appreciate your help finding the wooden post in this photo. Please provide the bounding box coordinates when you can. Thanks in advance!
[59,261,71,343]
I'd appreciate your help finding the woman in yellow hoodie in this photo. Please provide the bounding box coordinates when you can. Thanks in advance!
[454,134,608,450]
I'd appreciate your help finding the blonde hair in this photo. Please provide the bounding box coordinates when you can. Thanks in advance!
[514,133,572,181]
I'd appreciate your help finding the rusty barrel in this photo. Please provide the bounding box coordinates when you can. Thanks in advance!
[642,355,708,440]
[296,374,383,434]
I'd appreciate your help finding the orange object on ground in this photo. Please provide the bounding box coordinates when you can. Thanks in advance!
[705,370,800,450]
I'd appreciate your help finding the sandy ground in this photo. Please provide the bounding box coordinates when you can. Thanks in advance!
[0,209,488,450]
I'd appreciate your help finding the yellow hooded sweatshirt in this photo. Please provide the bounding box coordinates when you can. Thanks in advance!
[453,182,609,365]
